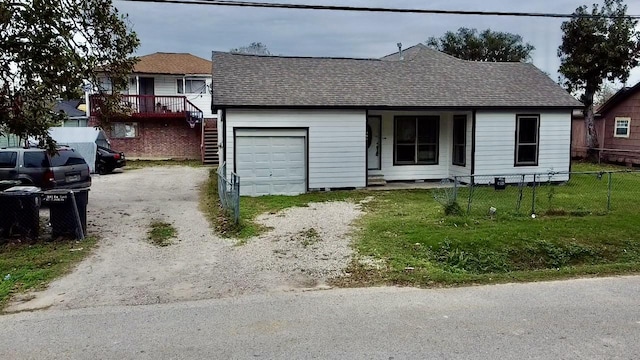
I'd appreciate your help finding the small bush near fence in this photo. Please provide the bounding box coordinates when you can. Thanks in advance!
[447,170,640,218]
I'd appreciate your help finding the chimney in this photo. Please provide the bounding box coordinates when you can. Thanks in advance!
[397,42,403,60]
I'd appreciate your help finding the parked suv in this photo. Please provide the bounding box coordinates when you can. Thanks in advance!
[0,147,91,189]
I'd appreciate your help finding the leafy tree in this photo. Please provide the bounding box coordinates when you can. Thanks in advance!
[426,28,535,62]
[594,82,621,108]
[230,42,271,56]
[558,0,640,150]
[0,0,139,151]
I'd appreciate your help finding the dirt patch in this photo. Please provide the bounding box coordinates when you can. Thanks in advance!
[5,167,362,312]
[240,202,363,283]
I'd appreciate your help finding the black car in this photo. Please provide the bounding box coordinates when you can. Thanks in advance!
[95,146,126,174]
[0,147,92,189]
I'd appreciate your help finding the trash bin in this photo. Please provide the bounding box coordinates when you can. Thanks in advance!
[0,186,42,239]
[43,188,89,238]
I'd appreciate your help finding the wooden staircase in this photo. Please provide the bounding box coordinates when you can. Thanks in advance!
[202,126,219,165]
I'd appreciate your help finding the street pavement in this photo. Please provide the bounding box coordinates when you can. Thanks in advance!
[1,276,639,359]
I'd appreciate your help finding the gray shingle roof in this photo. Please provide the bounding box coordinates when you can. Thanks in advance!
[54,100,86,117]
[212,44,582,109]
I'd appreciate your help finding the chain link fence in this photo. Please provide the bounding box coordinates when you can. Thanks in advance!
[217,162,240,223]
[449,170,640,217]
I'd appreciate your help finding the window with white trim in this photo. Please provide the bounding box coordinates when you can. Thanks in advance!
[177,79,206,94]
[394,116,439,165]
[98,77,113,93]
[614,117,630,138]
[515,115,539,166]
[111,122,138,138]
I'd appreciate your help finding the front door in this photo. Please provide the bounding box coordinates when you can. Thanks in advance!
[139,77,155,113]
[367,116,381,170]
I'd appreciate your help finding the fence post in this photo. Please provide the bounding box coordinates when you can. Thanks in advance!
[467,175,474,215]
[531,174,537,215]
[607,172,612,212]
[234,176,240,223]
[453,176,458,202]
[516,174,525,212]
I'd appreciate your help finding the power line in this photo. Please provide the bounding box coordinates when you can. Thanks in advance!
[118,0,640,19]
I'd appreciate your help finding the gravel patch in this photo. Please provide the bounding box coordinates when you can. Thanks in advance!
[5,167,363,312]
[241,202,363,281]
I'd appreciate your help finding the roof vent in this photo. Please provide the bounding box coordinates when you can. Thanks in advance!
[397,42,403,60]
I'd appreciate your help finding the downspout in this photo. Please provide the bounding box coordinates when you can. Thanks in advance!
[222,109,227,170]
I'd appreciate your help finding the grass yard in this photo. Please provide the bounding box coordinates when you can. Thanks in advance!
[125,159,202,170]
[203,162,640,285]
[0,237,97,310]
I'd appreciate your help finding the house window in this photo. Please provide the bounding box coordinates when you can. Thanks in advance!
[177,79,206,94]
[515,115,540,166]
[111,122,138,138]
[452,115,467,166]
[614,117,630,138]
[394,116,439,165]
[98,78,113,93]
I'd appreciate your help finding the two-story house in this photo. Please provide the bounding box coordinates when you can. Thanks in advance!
[89,52,218,164]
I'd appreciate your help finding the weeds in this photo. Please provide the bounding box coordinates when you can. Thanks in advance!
[147,221,176,247]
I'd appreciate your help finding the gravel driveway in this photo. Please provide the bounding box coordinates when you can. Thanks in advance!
[6,167,362,312]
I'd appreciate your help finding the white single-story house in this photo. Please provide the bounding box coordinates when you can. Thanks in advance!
[212,44,582,196]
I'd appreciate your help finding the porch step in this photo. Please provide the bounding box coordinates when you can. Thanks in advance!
[368,175,387,186]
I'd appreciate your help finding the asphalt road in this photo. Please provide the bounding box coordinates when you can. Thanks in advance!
[2,277,640,359]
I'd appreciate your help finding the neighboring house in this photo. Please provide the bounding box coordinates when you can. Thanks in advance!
[212,44,582,196]
[89,52,218,163]
[54,99,88,127]
[572,82,640,165]
[0,133,22,148]
[1,100,85,147]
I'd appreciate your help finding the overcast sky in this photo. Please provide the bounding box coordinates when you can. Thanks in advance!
[114,0,640,85]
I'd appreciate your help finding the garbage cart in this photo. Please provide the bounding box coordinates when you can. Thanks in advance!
[42,188,89,239]
[0,186,42,239]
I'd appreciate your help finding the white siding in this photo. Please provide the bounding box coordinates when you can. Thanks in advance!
[368,111,473,181]
[474,111,571,181]
[225,109,366,189]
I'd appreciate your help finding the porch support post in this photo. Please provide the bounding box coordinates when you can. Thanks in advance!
[135,75,139,95]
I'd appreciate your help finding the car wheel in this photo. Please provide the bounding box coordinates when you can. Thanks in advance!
[97,164,107,175]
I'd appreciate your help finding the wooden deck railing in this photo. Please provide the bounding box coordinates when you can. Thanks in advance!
[90,95,203,121]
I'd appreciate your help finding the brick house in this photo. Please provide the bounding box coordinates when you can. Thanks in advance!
[89,53,218,163]
[572,81,640,165]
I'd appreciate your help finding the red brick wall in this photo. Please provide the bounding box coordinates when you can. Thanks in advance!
[104,120,202,160]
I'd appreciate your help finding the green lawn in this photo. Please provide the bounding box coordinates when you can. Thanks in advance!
[125,159,203,169]
[0,238,97,310]
[204,162,640,285]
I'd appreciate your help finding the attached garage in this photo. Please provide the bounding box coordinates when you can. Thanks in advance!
[234,128,307,196]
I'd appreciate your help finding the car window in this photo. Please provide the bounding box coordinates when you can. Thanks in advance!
[0,152,17,168]
[51,151,87,167]
[24,151,49,168]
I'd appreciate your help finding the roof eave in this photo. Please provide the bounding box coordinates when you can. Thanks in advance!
[213,104,582,111]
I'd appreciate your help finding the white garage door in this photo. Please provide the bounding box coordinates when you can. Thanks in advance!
[235,129,306,196]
